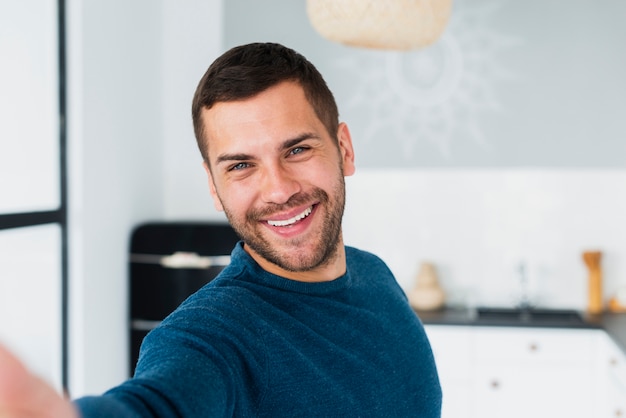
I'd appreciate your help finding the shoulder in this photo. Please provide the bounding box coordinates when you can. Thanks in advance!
[166,273,257,327]
[140,274,266,370]
[345,246,391,272]
[344,246,406,296]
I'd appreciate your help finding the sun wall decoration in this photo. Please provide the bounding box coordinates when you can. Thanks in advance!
[308,0,520,163]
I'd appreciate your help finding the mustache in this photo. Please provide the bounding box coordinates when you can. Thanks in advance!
[246,189,328,221]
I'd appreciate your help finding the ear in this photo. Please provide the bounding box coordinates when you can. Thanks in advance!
[337,122,356,177]
[202,161,225,212]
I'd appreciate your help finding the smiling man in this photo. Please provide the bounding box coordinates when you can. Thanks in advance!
[202,79,351,281]
[0,42,441,417]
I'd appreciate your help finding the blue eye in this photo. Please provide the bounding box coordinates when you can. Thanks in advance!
[290,146,306,155]
[230,162,249,171]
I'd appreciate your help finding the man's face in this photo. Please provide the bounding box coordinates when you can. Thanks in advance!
[201,81,355,281]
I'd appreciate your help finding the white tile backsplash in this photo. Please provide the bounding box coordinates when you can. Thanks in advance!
[343,169,626,310]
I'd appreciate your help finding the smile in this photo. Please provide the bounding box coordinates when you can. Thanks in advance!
[267,206,313,227]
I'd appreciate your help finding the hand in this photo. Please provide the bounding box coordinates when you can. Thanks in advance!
[0,344,78,418]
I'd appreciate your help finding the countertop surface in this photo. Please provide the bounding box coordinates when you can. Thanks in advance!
[417,307,626,352]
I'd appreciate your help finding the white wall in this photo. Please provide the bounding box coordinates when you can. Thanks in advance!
[160,1,227,221]
[67,0,223,396]
[343,169,626,310]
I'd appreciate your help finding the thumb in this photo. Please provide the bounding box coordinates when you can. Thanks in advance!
[0,343,78,418]
[0,343,29,402]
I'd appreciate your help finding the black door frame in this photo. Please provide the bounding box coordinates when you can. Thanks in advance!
[0,0,69,391]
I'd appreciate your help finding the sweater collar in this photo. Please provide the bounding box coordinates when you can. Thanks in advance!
[230,241,352,295]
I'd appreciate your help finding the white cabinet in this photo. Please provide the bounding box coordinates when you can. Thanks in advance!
[425,325,603,418]
[597,334,626,417]
[471,327,596,418]
[425,326,472,418]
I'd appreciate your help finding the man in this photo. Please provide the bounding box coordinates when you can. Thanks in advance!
[0,42,441,417]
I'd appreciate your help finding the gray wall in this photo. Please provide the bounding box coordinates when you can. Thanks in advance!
[225,0,626,168]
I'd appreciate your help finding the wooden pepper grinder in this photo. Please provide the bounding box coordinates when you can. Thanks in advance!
[583,251,603,314]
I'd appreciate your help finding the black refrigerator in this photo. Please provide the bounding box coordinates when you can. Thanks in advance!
[128,222,240,376]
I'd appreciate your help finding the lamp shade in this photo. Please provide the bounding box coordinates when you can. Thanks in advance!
[306,0,452,50]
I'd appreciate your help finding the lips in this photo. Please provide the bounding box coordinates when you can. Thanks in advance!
[266,206,313,227]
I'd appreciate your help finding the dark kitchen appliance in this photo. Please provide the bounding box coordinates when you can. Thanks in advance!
[129,222,239,376]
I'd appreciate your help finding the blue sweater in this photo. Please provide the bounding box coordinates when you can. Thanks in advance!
[76,243,441,417]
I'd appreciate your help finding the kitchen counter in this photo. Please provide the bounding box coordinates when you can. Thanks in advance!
[416,307,626,353]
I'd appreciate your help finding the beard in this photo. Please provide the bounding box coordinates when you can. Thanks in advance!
[222,178,346,273]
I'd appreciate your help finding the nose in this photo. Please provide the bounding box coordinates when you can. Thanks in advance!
[259,163,301,205]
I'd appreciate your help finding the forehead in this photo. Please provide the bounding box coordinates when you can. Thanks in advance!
[206,81,312,124]
[200,82,325,157]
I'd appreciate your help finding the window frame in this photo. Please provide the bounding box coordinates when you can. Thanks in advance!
[0,0,68,391]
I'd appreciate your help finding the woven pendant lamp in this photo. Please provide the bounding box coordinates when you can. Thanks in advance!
[306,0,452,50]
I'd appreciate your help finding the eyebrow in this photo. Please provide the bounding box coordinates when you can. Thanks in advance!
[214,132,320,165]
[281,132,319,150]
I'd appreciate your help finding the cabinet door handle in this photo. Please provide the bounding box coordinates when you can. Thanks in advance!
[528,343,539,352]
[490,379,500,390]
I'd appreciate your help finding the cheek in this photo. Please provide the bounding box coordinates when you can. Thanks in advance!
[217,183,255,216]
[307,158,344,188]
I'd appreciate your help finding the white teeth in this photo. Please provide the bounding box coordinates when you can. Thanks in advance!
[267,206,312,227]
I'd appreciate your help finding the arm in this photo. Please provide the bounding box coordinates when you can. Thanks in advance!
[1,293,242,417]
[73,324,234,418]
[1,324,232,418]
[0,343,78,418]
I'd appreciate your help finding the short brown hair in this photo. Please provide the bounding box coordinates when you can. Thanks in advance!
[191,43,339,163]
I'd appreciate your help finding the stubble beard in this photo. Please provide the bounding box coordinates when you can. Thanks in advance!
[223,178,346,273]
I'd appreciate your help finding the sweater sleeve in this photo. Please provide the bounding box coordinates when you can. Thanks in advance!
[73,324,234,418]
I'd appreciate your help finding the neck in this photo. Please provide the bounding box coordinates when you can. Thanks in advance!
[244,241,347,283]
